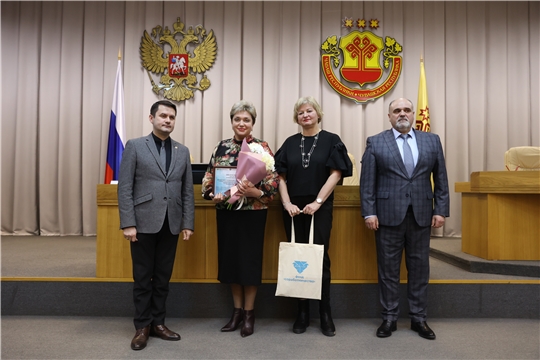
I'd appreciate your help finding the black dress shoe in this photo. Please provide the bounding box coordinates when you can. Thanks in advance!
[319,295,336,337]
[150,324,181,341]
[131,325,150,350]
[376,320,397,338]
[411,321,436,340]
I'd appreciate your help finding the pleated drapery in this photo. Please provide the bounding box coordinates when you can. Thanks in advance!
[2,1,539,236]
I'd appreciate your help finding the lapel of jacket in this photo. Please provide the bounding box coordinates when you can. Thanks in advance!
[168,139,179,176]
[384,130,409,177]
[145,133,167,176]
[413,129,424,175]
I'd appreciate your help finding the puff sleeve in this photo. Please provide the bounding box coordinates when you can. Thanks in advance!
[326,141,353,178]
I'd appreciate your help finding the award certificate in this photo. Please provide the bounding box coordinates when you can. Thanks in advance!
[214,166,237,196]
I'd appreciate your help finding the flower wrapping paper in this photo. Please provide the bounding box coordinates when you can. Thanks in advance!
[227,138,268,204]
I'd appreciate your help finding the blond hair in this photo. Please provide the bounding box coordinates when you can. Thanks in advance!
[293,96,323,124]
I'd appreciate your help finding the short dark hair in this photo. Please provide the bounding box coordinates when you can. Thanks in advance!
[150,100,177,117]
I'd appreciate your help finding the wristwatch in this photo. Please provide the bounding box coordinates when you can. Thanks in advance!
[316,198,323,204]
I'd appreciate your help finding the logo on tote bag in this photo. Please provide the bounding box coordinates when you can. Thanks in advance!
[293,261,309,274]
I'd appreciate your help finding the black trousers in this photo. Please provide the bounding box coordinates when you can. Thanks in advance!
[375,206,431,322]
[282,196,333,298]
[130,215,179,329]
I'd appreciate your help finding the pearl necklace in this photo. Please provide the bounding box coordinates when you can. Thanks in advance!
[300,132,319,168]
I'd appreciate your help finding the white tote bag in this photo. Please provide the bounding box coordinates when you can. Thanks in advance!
[275,216,323,300]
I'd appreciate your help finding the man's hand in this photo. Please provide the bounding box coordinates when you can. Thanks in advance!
[431,215,445,228]
[123,226,138,242]
[182,229,193,241]
[364,216,379,231]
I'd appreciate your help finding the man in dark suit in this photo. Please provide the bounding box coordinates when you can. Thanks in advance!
[360,98,449,340]
[118,100,195,350]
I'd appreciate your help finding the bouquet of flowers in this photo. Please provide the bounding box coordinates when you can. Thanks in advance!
[226,138,275,208]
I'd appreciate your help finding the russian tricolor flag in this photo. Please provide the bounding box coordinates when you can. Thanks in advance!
[104,55,126,184]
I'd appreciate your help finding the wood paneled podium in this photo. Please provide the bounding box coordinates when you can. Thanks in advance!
[96,185,406,282]
[455,171,540,260]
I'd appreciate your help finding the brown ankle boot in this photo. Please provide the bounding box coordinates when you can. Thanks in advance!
[221,308,243,332]
[240,309,255,337]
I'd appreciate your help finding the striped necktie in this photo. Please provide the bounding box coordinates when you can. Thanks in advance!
[400,134,414,177]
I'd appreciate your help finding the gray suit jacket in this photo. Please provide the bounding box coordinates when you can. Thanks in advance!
[360,129,449,227]
[118,133,195,235]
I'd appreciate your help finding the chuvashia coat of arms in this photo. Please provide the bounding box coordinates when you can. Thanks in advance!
[140,17,217,101]
[321,18,402,103]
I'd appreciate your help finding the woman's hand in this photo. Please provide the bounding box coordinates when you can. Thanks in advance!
[302,201,321,216]
[211,192,225,204]
[236,180,259,197]
[284,202,302,217]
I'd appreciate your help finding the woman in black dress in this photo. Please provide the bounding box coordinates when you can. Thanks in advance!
[202,100,279,337]
[274,96,352,337]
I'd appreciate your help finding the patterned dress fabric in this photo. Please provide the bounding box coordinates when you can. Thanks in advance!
[202,135,279,285]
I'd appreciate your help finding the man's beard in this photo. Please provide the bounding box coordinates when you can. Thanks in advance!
[396,119,411,131]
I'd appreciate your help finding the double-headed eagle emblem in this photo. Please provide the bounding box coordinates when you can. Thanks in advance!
[140,17,217,101]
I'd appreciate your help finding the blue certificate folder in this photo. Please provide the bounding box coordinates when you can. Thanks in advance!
[213,166,237,195]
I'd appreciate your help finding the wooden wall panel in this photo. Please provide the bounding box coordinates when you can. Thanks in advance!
[457,172,540,260]
[97,184,406,281]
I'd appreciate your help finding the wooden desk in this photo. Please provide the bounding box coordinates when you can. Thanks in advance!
[455,171,540,260]
[96,184,406,281]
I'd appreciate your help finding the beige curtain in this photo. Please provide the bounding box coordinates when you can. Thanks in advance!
[2,1,539,236]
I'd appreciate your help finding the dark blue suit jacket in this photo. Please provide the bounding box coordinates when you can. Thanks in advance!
[360,129,449,227]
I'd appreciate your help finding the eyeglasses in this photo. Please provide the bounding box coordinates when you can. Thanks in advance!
[392,108,413,114]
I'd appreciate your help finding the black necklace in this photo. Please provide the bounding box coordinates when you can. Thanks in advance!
[300,132,319,168]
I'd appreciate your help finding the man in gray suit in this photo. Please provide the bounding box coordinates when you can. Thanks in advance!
[360,98,449,340]
[118,100,195,350]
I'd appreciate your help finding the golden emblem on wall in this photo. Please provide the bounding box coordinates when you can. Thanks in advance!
[321,18,402,104]
[140,17,217,101]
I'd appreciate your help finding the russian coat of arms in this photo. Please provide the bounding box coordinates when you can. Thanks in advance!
[140,17,217,101]
[320,18,403,104]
